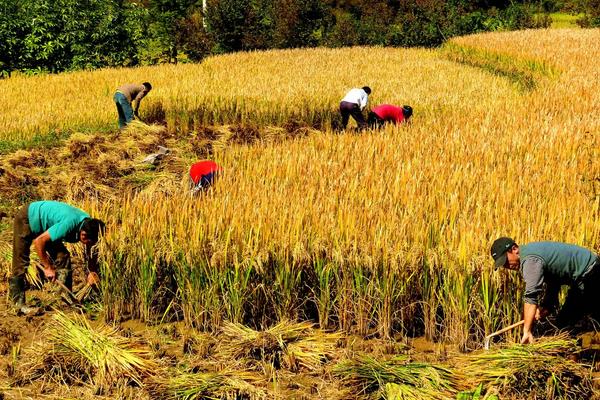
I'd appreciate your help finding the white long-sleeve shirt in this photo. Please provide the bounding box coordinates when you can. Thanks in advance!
[341,88,369,110]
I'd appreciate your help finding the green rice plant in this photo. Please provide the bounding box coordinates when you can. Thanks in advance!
[456,383,500,400]
[313,258,335,329]
[478,269,500,338]
[335,266,355,333]
[421,259,441,341]
[272,260,303,321]
[333,354,461,400]
[352,265,378,336]
[173,252,223,330]
[442,270,475,351]
[99,247,130,321]
[219,260,253,324]
[138,254,158,323]
[375,265,416,339]
[549,13,583,28]
[441,42,558,91]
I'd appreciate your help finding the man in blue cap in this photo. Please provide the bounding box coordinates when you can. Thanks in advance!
[491,237,600,344]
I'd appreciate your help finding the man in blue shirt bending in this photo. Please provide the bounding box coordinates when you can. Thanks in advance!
[491,237,600,344]
[9,201,106,315]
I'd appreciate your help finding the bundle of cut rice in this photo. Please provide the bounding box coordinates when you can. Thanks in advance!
[217,320,342,371]
[457,334,593,400]
[333,354,460,400]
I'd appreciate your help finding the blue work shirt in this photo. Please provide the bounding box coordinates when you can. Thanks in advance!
[520,242,599,306]
[28,201,89,243]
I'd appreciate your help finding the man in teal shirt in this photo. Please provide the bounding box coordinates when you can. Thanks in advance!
[9,201,106,315]
[491,237,600,344]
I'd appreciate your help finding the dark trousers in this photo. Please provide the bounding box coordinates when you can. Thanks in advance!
[367,112,385,129]
[12,205,72,286]
[114,92,134,130]
[557,259,600,327]
[339,101,366,130]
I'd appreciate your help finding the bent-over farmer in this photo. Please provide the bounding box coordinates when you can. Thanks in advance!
[368,104,413,128]
[339,86,371,130]
[114,82,152,129]
[190,160,222,194]
[491,237,600,344]
[9,201,106,315]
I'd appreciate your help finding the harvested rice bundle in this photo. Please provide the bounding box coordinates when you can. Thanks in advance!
[124,119,167,137]
[284,331,343,371]
[17,311,157,388]
[458,334,593,400]
[150,368,269,400]
[218,320,341,371]
[333,354,460,400]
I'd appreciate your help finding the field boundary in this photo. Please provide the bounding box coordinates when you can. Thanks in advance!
[440,42,559,91]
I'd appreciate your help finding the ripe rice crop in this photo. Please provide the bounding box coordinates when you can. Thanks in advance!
[1,29,599,349]
[0,46,519,143]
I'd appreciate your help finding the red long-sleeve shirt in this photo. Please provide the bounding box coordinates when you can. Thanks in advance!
[190,161,222,185]
[371,104,405,124]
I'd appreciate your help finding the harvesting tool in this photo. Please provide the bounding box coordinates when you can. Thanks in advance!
[484,320,524,350]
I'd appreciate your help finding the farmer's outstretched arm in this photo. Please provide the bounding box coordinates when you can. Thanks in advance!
[32,231,55,279]
[134,99,141,117]
[84,243,99,272]
[85,243,100,286]
[521,303,537,344]
[521,257,544,344]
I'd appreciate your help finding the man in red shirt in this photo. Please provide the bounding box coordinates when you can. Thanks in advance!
[189,161,222,194]
[368,104,413,128]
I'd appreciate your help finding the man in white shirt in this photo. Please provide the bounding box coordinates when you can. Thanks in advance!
[339,86,371,130]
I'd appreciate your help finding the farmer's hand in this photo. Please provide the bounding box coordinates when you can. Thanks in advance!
[44,266,56,281]
[521,330,534,345]
[535,307,549,321]
[87,271,100,286]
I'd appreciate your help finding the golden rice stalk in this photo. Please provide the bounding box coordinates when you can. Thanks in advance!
[25,264,44,289]
[75,283,93,302]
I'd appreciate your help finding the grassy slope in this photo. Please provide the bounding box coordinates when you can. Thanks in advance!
[549,12,584,28]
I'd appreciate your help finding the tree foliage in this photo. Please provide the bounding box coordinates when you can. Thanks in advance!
[0,0,147,76]
[0,0,554,75]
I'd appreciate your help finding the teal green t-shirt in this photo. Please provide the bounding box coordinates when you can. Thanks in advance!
[521,241,598,282]
[28,201,89,243]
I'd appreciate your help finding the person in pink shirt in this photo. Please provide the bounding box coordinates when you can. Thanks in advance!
[368,104,413,128]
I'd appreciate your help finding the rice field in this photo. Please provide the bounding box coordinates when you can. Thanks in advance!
[0,28,599,399]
